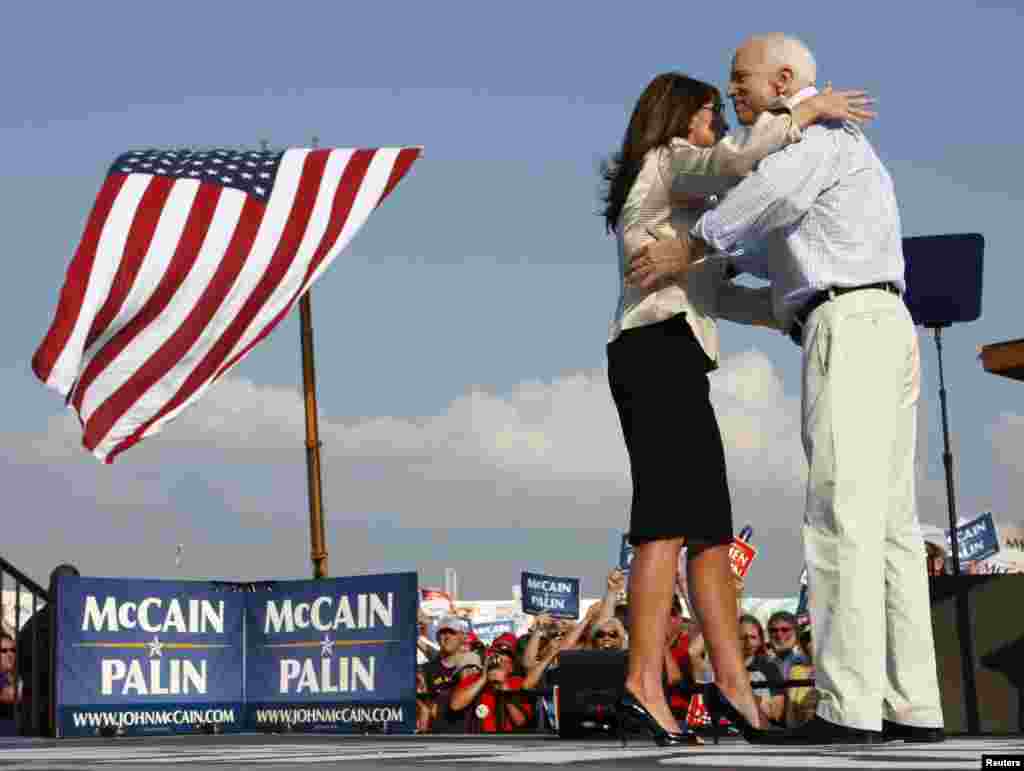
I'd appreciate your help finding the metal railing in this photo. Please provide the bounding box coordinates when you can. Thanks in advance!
[0,557,49,737]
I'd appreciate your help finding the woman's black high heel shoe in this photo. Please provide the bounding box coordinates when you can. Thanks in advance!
[704,683,777,744]
[615,690,700,747]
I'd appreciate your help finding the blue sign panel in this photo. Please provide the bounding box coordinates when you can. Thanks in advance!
[947,512,1001,563]
[520,572,580,619]
[245,572,417,734]
[472,619,516,644]
[55,577,245,737]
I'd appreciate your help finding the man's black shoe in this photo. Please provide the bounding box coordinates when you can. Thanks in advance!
[752,715,882,745]
[881,720,945,743]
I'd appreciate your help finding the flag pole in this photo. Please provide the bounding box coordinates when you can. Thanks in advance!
[301,135,329,579]
[264,136,328,579]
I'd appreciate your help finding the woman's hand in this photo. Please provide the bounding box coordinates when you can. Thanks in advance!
[806,83,876,124]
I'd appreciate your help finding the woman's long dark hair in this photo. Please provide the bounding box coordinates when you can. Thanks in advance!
[601,72,723,233]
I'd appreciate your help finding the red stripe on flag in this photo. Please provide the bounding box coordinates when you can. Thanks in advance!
[70,184,223,415]
[376,147,420,207]
[82,177,176,355]
[83,191,266,454]
[32,174,129,385]
[103,149,332,462]
[209,148,376,384]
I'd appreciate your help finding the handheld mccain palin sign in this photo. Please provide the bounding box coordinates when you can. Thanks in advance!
[520,572,580,620]
[947,512,1001,563]
[245,572,417,734]
[729,526,758,580]
[55,577,245,737]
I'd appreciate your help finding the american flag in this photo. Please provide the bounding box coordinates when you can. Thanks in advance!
[33,145,421,463]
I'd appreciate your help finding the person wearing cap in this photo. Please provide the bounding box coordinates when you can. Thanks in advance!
[451,635,532,733]
[420,615,481,734]
[766,611,808,681]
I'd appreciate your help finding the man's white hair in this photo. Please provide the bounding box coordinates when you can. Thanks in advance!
[746,33,817,86]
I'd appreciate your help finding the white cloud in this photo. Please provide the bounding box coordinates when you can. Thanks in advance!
[5,349,1017,596]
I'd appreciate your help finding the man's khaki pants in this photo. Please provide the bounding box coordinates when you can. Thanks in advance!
[801,288,944,731]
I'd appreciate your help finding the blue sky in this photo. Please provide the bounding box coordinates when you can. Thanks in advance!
[3,1,1023,598]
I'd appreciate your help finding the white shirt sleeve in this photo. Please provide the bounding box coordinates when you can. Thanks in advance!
[691,128,840,253]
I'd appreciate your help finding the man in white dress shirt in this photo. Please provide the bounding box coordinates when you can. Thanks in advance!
[627,33,944,745]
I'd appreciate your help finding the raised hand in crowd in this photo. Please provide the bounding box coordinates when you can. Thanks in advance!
[598,568,627,625]
[607,568,627,595]
[565,603,603,651]
[521,612,555,669]
[448,658,489,713]
[522,628,564,691]
[521,608,595,691]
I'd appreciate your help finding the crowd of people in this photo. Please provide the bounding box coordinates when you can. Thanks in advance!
[413,529,964,736]
[414,566,819,736]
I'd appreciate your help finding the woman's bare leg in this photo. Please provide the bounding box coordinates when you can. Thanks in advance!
[687,541,764,728]
[624,536,685,732]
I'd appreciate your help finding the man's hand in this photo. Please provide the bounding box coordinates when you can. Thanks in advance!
[626,235,704,291]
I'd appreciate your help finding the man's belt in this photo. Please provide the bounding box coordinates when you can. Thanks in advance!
[788,282,902,346]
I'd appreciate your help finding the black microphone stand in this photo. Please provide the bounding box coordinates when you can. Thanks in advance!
[929,323,980,734]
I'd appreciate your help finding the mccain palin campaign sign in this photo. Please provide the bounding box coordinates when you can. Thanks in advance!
[520,571,580,619]
[245,572,417,734]
[948,512,1001,563]
[55,577,245,737]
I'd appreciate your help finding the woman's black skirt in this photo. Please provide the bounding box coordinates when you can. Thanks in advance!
[607,313,733,547]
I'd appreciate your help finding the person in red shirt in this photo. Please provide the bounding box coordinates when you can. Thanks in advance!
[451,635,533,733]
[665,596,694,718]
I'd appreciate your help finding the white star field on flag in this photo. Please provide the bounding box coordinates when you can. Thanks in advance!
[111,148,285,201]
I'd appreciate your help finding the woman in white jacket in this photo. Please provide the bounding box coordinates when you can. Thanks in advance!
[602,71,872,746]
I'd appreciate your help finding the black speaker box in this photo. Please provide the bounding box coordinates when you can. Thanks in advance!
[554,649,627,738]
[930,575,1024,734]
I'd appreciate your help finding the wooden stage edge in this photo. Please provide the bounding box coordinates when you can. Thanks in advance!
[980,338,1024,382]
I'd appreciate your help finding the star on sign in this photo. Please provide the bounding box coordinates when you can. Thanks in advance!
[147,636,164,658]
[321,635,334,658]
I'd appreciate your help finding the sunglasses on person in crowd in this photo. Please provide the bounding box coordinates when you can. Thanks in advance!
[594,630,620,641]
[768,625,795,636]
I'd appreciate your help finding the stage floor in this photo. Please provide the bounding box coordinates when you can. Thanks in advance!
[0,733,1022,770]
